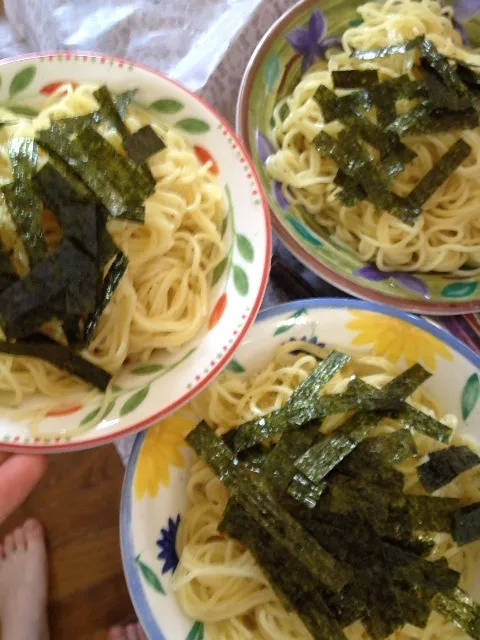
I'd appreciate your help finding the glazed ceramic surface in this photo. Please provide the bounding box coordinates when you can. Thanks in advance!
[237,0,480,315]
[0,52,271,452]
[121,298,480,639]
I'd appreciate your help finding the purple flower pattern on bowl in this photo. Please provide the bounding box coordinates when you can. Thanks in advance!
[286,10,342,73]
[256,130,290,211]
[156,514,180,574]
[355,264,431,299]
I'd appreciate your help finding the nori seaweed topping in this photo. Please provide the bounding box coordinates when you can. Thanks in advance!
[420,59,471,112]
[228,351,351,451]
[33,162,98,260]
[0,333,111,390]
[432,588,480,639]
[93,85,130,139]
[115,88,138,118]
[349,429,417,466]
[394,403,453,443]
[418,445,480,492]
[456,62,480,88]
[0,245,18,294]
[332,70,379,89]
[220,500,347,640]
[287,473,327,509]
[350,36,425,60]
[123,125,166,165]
[4,138,46,267]
[406,495,459,533]
[453,502,480,546]
[408,139,471,207]
[314,85,373,123]
[387,103,478,136]
[186,421,352,593]
[84,252,128,345]
[0,240,95,339]
[420,39,472,108]
[386,103,433,136]
[237,445,269,474]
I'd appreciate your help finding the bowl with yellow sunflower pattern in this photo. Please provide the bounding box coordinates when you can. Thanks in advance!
[120,298,480,640]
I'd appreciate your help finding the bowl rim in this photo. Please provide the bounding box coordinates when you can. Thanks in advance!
[120,296,480,640]
[235,0,480,316]
[0,50,272,454]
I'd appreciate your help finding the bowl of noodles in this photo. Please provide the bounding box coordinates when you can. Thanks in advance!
[237,0,480,314]
[121,298,480,640]
[0,53,271,451]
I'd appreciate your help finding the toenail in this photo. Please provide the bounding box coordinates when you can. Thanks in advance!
[24,519,41,536]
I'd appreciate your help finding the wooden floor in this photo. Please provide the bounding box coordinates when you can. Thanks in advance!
[0,445,136,639]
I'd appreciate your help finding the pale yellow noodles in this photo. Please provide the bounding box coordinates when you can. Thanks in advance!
[0,84,226,406]
[266,0,480,274]
[174,341,480,639]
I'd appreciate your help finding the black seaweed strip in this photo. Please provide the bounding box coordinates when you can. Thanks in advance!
[0,334,111,390]
[229,351,351,452]
[287,473,327,509]
[420,59,471,111]
[418,445,480,492]
[115,88,138,118]
[186,422,352,593]
[395,404,452,443]
[420,39,472,105]
[332,70,379,89]
[406,495,459,533]
[0,245,18,294]
[237,445,269,474]
[220,500,347,640]
[313,85,372,123]
[432,588,480,639]
[456,63,480,87]
[0,240,93,339]
[348,429,418,466]
[454,502,480,546]
[93,85,130,139]
[123,125,166,165]
[84,252,128,345]
[378,144,417,182]
[408,139,471,207]
[350,36,424,60]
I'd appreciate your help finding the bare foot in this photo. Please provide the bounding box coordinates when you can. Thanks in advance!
[107,622,146,640]
[0,519,49,640]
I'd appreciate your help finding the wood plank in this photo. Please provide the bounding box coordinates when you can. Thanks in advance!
[0,444,136,639]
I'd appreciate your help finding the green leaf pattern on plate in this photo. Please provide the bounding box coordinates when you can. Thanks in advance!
[462,373,480,420]
[226,359,246,373]
[237,234,254,262]
[132,364,165,375]
[212,255,229,286]
[7,105,39,117]
[135,555,166,595]
[9,66,36,98]
[264,54,281,93]
[273,308,307,336]
[233,265,249,296]
[186,621,204,640]
[441,282,478,298]
[175,118,210,133]
[120,386,150,416]
[150,99,184,113]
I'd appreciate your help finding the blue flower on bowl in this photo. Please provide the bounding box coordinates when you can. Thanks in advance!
[286,10,342,73]
[156,514,180,574]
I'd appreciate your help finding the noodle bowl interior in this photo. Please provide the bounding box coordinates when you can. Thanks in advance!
[266,0,480,275]
[174,340,480,640]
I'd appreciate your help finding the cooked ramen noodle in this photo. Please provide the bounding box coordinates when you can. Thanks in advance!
[0,83,227,406]
[266,0,480,274]
[174,340,480,639]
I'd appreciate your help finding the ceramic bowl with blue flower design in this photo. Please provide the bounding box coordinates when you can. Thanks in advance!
[236,0,480,315]
[121,298,480,639]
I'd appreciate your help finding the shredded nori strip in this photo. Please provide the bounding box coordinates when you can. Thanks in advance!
[0,333,111,390]
[347,429,417,467]
[4,138,46,267]
[387,103,478,136]
[94,85,130,139]
[432,588,480,639]
[33,162,98,260]
[237,445,269,474]
[408,139,471,207]
[0,239,95,339]
[228,351,351,451]
[37,126,153,223]
[123,125,166,165]
[314,85,373,123]
[84,252,129,345]
[0,245,18,294]
[420,59,471,112]
[115,88,137,119]
[287,473,326,509]
[350,36,424,60]
[420,40,472,108]
[394,403,453,443]
[456,62,480,88]
[418,445,480,492]
[453,502,480,547]
[186,421,352,593]
[332,70,379,89]
[406,495,459,533]
[220,500,347,640]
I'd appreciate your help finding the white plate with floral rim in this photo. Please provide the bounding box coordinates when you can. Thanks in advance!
[0,52,271,453]
[120,298,480,640]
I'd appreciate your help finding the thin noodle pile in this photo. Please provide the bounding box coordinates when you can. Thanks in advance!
[174,341,480,639]
[0,84,227,406]
[266,0,480,274]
